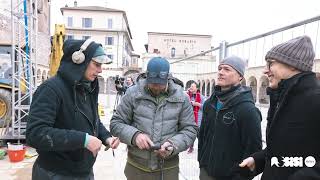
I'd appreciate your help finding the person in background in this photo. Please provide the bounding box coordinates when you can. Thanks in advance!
[187,82,206,153]
[126,76,135,88]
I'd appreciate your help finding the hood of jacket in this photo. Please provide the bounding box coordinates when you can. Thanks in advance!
[57,39,101,86]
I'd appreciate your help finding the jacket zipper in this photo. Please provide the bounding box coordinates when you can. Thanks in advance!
[78,109,97,136]
[74,83,97,137]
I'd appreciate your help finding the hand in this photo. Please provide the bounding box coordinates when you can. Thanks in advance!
[86,135,102,157]
[239,157,255,171]
[193,102,201,107]
[106,137,120,149]
[155,141,174,158]
[135,133,154,150]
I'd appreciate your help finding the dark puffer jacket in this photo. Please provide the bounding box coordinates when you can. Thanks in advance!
[26,40,111,177]
[198,85,262,178]
[252,72,320,180]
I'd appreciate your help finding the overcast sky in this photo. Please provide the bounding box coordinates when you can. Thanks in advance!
[51,0,320,54]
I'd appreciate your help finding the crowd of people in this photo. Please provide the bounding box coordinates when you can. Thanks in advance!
[25,35,320,180]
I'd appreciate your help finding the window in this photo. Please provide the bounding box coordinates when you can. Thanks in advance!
[132,58,137,65]
[171,47,176,57]
[67,17,73,27]
[107,54,113,60]
[66,35,74,40]
[82,18,92,28]
[105,37,114,45]
[125,42,129,53]
[153,49,159,54]
[184,48,188,57]
[107,18,113,29]
[122,57,129,67]
[82,36,91,40]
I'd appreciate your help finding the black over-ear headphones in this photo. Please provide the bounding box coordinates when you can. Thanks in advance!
[72,39,94,64]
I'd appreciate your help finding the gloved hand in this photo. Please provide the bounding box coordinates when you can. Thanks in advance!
[155,141,174,158]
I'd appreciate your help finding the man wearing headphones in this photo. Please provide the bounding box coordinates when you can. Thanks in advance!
[26,39,120,180]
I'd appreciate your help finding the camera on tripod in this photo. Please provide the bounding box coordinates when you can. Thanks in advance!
[115,75,125,86]
[115,75,126,93]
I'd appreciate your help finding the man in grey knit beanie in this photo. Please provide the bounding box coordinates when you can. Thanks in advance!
[198,54,262,180]
[219,55,246,77]
[265,35,314,72]
[239,35,320,180]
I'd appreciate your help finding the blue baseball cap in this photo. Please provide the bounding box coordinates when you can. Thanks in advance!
[146,57,170,85]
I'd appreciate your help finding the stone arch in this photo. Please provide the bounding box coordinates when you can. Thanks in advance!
[37,69,41,84]
[211,79,215,94]
[106,76,116,94]
[98,76,105,94]
[206,79,210,97]
[37,69,41,79]
[259,76,269,104]
[42,70,47,83]
[241,77,246,86]
[248,76,257,102]
[201,80,205,96]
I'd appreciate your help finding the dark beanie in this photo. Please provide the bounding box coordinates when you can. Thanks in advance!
[265,35,315,71]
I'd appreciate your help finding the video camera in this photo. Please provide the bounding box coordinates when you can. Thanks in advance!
[115,75,125,86]
[114,75,126,95]
[113,75,126,112]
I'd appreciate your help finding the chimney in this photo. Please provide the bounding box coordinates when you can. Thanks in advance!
[74,1,77,7]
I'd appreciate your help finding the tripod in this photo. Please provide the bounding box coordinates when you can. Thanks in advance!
[113,91,123,113]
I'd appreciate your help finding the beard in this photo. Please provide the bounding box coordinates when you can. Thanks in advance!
[150,88,165,96]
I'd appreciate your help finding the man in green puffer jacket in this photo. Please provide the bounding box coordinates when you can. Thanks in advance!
[110,57,198,180]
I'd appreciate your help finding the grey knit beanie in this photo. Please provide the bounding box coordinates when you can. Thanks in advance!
[265,35,315,71]
[220,55,246,76]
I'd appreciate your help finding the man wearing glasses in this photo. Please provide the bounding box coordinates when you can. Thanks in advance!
[240,35,320,180]
[110,57,197,179]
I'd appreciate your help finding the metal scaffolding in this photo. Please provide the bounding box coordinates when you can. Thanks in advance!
[1,0,38,140]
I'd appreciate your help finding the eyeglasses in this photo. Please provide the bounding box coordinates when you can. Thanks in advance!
[147,71,168,79]
[266,60,276,70]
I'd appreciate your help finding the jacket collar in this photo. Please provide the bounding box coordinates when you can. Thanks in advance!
[209,85,254,109]
[267,72,317,139]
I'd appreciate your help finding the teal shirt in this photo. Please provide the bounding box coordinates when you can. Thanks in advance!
[216,100,223,111]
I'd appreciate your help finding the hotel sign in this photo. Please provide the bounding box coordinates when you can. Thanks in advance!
[164,39,196,44]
